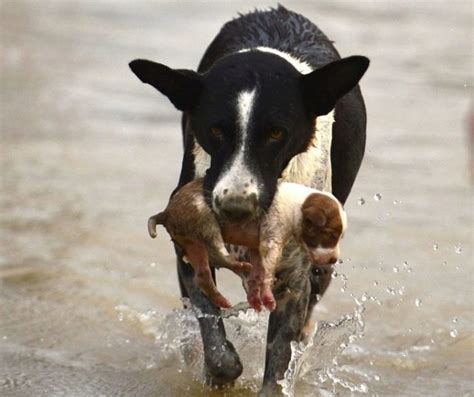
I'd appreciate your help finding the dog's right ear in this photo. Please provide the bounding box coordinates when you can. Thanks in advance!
[129,59,202,111]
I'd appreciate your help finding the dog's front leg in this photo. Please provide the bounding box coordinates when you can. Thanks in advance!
[260,252,312,396]
[176,248,243,386]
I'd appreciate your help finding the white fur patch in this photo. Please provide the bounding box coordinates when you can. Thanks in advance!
[280,111,335,191]
[239,46,313,74]
[213,89,259,209]
[313,246,337,256]
[237,89,256,134]
[192,141,211,178]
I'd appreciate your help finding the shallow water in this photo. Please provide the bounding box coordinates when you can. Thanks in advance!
[1,1,473,396]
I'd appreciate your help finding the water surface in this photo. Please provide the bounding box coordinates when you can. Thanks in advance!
[1,1,473,396]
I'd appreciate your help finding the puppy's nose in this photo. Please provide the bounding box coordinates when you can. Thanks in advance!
[217,195,257,222]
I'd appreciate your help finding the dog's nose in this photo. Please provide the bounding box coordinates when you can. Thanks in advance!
[216,194,257,222]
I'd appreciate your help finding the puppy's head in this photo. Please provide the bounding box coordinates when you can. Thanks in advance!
[301,193,347,265]
[129,52,368,223]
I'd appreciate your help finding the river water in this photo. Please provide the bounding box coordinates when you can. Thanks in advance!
[1,1,472,396]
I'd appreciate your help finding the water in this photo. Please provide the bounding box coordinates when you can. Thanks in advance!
[1,1,473,396]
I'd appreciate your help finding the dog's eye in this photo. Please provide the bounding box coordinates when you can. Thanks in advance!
[210,127,222,138]
[269,129,284,141]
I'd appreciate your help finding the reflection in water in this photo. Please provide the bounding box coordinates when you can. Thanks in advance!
[1,1,473,396]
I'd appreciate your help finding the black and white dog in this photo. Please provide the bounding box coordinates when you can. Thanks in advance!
[130,5,368,394]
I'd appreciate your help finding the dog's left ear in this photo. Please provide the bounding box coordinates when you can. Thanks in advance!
[129,59,202,111]
[301,55,369,116]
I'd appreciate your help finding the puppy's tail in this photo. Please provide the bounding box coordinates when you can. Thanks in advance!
[147,211,167,238]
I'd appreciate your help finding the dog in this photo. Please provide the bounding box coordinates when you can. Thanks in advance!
[130,5,368,394]
[147,179,346,312]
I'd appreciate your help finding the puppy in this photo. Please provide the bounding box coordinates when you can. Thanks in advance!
[147,179,252,309]
[148,180,346,311]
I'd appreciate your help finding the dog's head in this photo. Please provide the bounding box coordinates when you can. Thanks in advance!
[130,51,368,222]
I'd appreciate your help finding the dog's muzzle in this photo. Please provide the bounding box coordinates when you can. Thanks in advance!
[214,193,258,222]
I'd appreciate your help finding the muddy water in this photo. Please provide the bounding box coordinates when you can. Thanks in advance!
[1,1,472,396]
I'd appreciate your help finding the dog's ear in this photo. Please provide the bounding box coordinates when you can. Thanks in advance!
[129,59,202,111]
[301,56,369,116]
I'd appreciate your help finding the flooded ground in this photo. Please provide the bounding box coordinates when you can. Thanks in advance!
[1,1,473,396]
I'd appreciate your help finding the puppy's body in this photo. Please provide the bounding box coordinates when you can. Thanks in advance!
[149,180,346,311]
[148,179,252,309]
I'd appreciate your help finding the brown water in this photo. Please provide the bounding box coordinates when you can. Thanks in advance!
[1,1,473,396]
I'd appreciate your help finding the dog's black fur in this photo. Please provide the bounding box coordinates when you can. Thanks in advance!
[130,5,368,394]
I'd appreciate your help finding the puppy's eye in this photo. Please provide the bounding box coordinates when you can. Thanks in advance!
[210,127,222,138]
[269,129,284,141]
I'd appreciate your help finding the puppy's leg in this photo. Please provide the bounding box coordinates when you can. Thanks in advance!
[245,246,278,312]
[207,236,252,275]
[183,240,232,309]
[258,239,283,311]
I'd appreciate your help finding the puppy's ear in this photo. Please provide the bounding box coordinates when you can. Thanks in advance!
[129,59,202,111]
[301,55,369,116]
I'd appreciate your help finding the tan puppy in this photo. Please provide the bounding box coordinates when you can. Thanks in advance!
[148,180,346,311]
[147,179,252,309]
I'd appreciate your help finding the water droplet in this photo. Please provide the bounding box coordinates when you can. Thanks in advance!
[454,244,462,254]
[369,360,374,366]
[397,287,405,296]
[358,197,365,205]
[125,339,130,344]
[407,267,413,273]
[2,335,7,340]
[150,262,156,268]
[360,383,368,393]
[374,374,381,381]
[415,298,422,307]
[393,266,399,273]
[385,287,396,295]
[450,329,458,338]
[432,243,439,251]
[393,200,400,205]
[373,280,379,286]
[373,193,382,201]
[452,317,458,323]
[408,328,413,333]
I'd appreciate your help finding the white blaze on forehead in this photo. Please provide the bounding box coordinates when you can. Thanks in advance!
[237,89,256,136]
[213,88,259,208]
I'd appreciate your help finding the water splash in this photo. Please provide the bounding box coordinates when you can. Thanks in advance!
[277,297,367,396]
